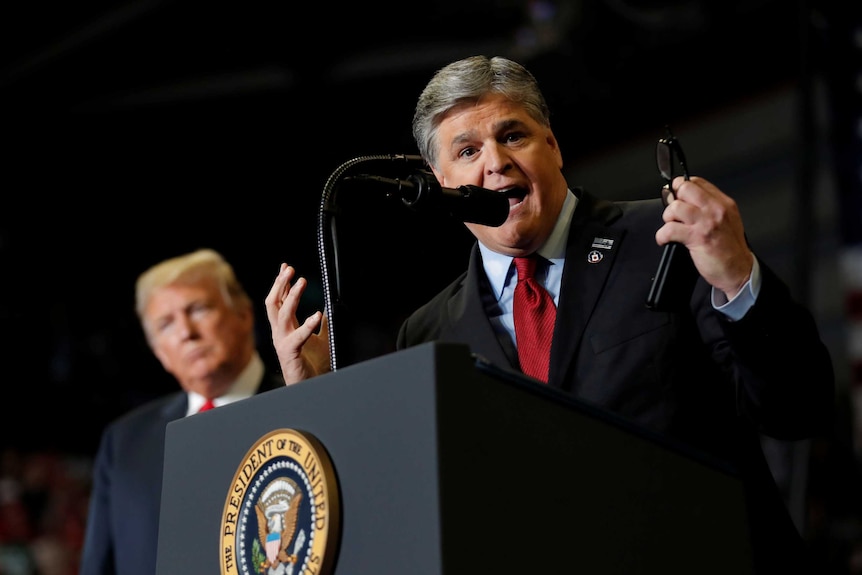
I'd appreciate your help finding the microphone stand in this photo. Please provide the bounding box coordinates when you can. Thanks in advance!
[317,154,425,372]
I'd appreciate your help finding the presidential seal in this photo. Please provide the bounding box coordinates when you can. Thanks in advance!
[220,429,340,575]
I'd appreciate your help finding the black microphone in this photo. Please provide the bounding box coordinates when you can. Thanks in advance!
[346,170,510,227]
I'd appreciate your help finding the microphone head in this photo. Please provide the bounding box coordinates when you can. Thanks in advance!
[402,171,509,227]
[450,185,509,227]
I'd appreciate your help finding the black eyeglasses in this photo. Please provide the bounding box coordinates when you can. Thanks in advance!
[656,126,689,206]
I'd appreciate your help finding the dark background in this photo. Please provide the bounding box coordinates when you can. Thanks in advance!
[0,0,855,455]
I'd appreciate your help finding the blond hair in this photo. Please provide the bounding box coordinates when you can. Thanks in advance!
[135,248,252,336]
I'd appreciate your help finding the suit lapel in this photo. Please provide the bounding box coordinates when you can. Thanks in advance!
[160,392,189,423]
[441,247,515,369]
[550,190,624,386]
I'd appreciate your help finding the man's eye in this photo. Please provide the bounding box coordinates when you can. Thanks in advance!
[504,132,524,143]
[190,303,213,319]
[459,147,477,158]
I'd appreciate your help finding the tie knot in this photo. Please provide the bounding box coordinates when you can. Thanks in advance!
[198,398,216,413]
[514,256,538,281]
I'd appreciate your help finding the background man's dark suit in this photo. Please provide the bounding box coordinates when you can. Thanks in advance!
[397,188,834,573]
[79,369,284,575]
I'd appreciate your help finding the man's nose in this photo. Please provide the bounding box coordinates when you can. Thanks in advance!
[174,314,197,339]
[484,144,513,175]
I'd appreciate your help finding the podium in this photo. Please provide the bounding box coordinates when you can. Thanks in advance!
[156,342,753,574]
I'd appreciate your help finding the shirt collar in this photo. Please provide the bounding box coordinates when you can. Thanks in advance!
[187,352,264,415]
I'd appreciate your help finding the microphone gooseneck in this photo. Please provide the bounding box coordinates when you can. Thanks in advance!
[317,154,433,371]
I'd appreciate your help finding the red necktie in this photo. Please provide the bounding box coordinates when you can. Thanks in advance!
[513,255,556,383]
[198,398,216,413]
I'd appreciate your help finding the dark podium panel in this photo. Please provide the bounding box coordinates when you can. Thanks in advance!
[156,341,753,575]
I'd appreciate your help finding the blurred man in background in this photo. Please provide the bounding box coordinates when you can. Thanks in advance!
[80,248,284,575]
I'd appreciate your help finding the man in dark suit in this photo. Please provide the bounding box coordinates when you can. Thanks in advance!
[80,248,284,575]
[265,56,835,573]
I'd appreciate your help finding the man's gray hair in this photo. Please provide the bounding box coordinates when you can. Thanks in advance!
[412,55,551,169]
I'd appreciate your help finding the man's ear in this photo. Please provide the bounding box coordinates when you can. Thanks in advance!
[547,131,563,170]
[236,303,255,337]
[430,165,445,186]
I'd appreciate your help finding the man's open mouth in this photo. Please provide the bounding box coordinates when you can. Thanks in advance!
[502,187,528,205]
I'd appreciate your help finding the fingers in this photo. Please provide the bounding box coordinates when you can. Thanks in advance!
[280,276,307,325]
[299,311,323,339]
[670,176,721,210]
[265,264,314,336]
[265,265,331,384]
[265,264,293,321]
[657,176,732,246]
[264,271,281,326]
[661,184,674,207]
[661,176,727,231]
[658,177,753,293]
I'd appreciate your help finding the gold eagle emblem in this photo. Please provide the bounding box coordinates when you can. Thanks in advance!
[255,478,303,571]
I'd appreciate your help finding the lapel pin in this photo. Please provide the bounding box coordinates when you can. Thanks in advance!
[587,250,603,264]
[591,237,614,250]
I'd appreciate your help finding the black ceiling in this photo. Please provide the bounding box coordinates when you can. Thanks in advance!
[4,0,807,146]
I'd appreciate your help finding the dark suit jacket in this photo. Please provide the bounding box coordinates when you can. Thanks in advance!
[397,188,835,573]
[79,366,284,575]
